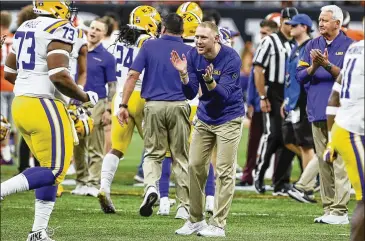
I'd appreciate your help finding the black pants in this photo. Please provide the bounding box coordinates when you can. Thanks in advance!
[18,137,40,173]
[255,97,295,191]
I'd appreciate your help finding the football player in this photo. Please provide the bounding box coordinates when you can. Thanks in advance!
[98,5,161,214]
[324,37,364,240]
[1,1,98,240]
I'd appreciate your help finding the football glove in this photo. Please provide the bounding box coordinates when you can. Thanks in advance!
[323,141,337,163]
[0,114,11,141]
[84,91,98,108]
[68,91,98,108]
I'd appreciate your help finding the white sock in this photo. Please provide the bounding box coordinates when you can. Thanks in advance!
[1,145,11,161]
[100,153,120,193]
[1,174,29,197]
[32,199,55,232]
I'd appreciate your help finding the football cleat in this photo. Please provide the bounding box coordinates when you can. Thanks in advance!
[129,6,161,37]
[26,229,54,241]
[176,2,203,20]
[0,114,11,141]
[139,186,158,217]
[33,0,77,21]
[97,190,116,214]
[157,197,170,216]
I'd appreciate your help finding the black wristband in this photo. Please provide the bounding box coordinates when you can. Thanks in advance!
[119,104,128,109]
[204,78,214,84]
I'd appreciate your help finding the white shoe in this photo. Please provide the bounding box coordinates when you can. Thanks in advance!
[71,185,88,195]
[26,229,54,241]
[314,213,329,223]
[320,214,349,225]
[197,224,225,237]
[205,195,214,215]
[175,205,189,220]
[157,197,170,216]
[140,186,158,217]
[86,186,99,197]
[133,175,144,183]
[175,220,208,235]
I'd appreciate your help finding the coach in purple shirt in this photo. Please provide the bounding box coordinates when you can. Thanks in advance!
[171,21,244,237]
[72,18,117,197]
[118,13,192,218]
[296,5,352,224]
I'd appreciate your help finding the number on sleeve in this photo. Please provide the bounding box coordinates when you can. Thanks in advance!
[14,31,36,70]
[62,26,75,41]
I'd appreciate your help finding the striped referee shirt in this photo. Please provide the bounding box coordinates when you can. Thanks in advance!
[253,31,294,87]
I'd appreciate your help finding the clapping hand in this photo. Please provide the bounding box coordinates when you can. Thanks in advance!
[310,48,329,67]
[203,64,214,82]
[170,50,187,74]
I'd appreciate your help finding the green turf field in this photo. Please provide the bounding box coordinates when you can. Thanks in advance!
[1,129,354,241]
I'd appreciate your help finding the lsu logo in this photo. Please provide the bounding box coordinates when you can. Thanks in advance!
[335,52,344,55]
[213,69,221,75]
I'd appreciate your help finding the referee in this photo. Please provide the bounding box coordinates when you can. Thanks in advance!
[253,7,298,195]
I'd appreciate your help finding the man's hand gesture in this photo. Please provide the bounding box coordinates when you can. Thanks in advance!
[170,50,187,74]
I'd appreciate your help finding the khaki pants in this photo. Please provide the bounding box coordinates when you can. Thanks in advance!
[189,117,243,228]
[312,121,350,215]
[73,99,106,187]
[143,101,191,209]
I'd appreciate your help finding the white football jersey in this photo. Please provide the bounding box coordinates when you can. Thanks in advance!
[113,34,150,92]
[11,16,78,99]
[335,40,364,135]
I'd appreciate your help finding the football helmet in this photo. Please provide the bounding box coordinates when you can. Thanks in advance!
[181,11,201,39]
[68,105,94,139]
[177,2,203,21]
[33,0,77,21]
[129,5,161,37]
[0,115,11,142]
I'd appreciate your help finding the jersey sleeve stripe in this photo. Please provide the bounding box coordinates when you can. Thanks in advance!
[44,20,69,34]
[78,29,83,39]
[137,37,149,48]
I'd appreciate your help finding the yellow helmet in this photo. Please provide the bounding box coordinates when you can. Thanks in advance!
[181,11,201,39]
[176,2,203,20]
[33,0,77,20]
[68,105,94,139]
[129,5,161,37]
[0,114,11,142]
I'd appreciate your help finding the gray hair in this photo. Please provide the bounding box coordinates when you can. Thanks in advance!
[321,5,343,26]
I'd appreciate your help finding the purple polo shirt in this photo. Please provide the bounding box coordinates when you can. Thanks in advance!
[84,43,116,99]
[296,31,353,122]
[182,45,245,125]
[130,35,193,101]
